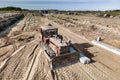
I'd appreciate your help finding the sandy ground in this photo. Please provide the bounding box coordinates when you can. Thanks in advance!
[48,14,120,48]
[0,13,120,80]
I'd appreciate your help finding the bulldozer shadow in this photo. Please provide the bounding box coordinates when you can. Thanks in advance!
[51,50,80,70]
[73,43,96,63]
[51,43,96,70]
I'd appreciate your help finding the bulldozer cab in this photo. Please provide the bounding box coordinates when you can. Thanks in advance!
[41,26,58,38]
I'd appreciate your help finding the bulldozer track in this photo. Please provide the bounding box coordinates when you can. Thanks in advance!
[23,44,38,80]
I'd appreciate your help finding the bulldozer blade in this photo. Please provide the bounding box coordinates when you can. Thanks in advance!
[50,52,80,70]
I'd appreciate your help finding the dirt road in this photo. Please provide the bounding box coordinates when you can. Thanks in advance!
[0,13,120,80]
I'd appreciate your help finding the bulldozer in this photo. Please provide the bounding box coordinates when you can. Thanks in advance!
[40,24,80,70]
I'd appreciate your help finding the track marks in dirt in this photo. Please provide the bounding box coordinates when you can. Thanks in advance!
[54,63,94,80]
[93,62,120,80]
[55,68,81,80]
[0,14,120,80]
[33,50,54,80]
[0,40,39,80]
[0,45,14,62]
[77,63,112,80]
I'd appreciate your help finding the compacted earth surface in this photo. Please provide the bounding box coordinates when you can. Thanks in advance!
[48,14,120,48]
[0,12,120,80]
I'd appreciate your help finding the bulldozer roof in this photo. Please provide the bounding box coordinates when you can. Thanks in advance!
[41,26,58,30]
[50,38,67,47]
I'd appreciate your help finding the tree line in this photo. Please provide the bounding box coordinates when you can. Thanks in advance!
[0,6,22,11]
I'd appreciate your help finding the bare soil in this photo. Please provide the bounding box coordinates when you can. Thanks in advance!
[0,13,120,80]
[48,14,120,48]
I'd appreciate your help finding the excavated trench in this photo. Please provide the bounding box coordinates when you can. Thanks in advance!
[0,13,24,37]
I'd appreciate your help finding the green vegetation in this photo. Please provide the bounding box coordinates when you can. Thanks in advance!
[57,10,120,18]
[100,10,120,17]
[0,6,22,11]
